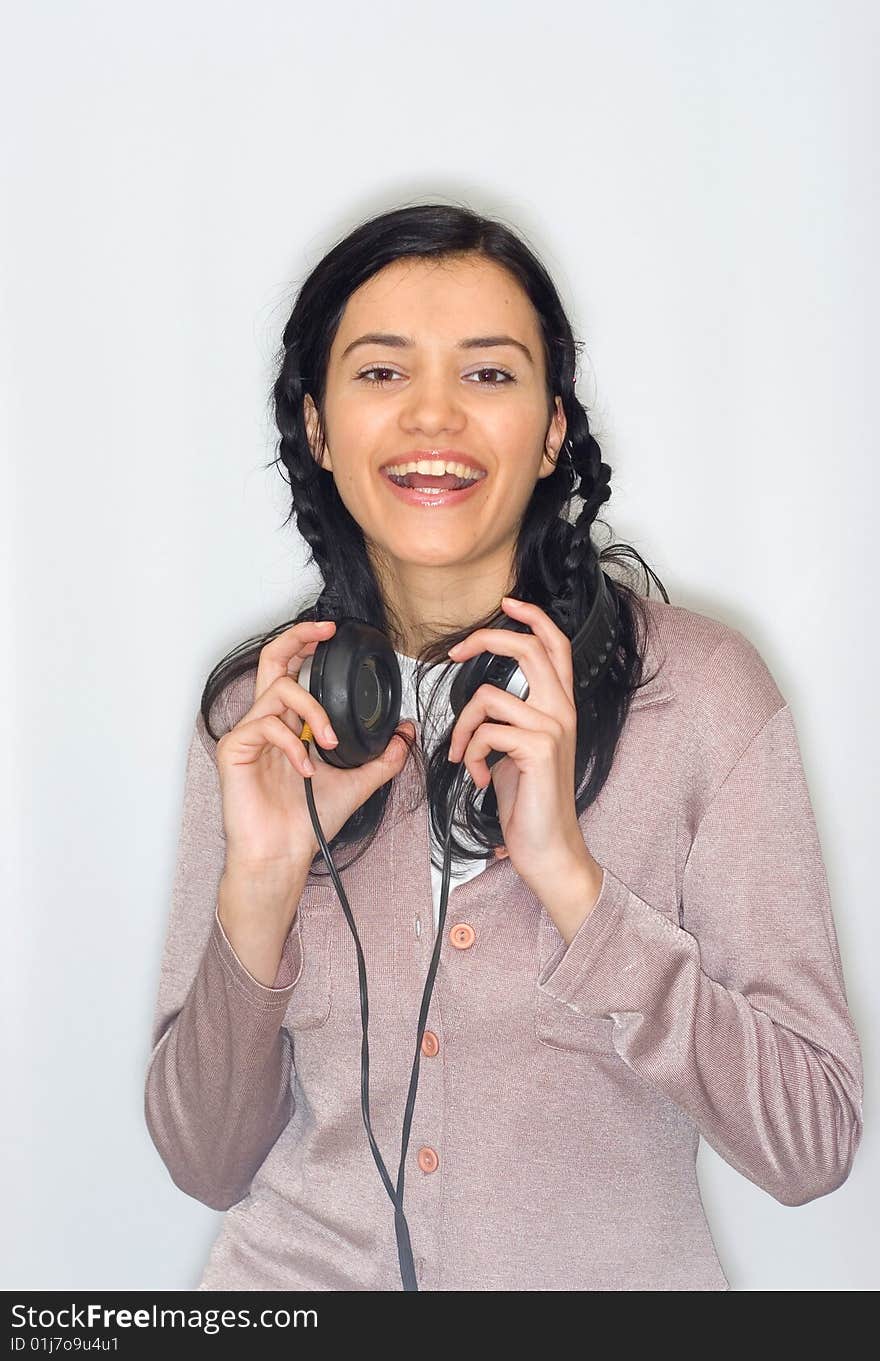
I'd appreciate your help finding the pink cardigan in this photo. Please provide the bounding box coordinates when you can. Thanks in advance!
[144,597,864,1291]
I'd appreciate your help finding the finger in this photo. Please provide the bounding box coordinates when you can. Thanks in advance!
[349,722,416,795]
[448,625,573,732]
[465,723,558,788]
[500,596,575,694]
[448,684,559,763]
[219,713,317,778]
[246,674,341,752]
[254,619,337,704]
[448,623,561,703]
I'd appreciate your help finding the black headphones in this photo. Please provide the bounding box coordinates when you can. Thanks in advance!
[294,566,619,1291]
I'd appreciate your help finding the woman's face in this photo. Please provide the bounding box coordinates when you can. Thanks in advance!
[304,253,566,581]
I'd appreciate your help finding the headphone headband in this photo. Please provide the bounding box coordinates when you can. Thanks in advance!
[571,565,620,691]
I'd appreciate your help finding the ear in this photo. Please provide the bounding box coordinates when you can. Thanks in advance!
[538,396,567,479]
[304,394,333,473]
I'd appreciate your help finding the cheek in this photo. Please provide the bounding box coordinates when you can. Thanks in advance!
[493,455,546,509]
[488,407,549,467]
[325,392,387,460]
[322,404,384,488]
[335,389,387,430]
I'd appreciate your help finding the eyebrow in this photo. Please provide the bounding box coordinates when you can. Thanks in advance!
[339,332,535,366]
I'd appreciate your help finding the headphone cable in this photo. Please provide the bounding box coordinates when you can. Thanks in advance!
[300,721,469,1291]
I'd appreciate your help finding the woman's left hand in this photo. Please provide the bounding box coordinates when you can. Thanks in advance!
[447,595,601,906]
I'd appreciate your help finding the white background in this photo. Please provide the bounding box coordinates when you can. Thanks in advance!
[1,0,876,1291]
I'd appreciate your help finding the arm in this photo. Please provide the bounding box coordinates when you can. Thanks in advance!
[143,705,308,1211]
[537,702,864,1207]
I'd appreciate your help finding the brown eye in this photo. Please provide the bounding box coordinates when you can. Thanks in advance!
[357,367,400,385]
[466,367,515,385]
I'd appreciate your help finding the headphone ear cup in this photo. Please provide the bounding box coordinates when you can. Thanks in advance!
[300,619,402,769]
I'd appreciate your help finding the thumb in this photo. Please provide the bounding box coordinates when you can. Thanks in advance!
[389,722,416,757]
[383,722,416,768]
[360,722,415,791]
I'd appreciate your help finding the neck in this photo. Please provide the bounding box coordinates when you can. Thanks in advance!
[369,543,516,657]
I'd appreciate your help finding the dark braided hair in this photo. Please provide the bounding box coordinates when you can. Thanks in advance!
[201,201,668,878]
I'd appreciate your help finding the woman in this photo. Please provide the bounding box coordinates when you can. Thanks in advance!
[144,203,863,1292]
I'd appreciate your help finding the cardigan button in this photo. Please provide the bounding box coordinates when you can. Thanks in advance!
[421,1030,440,1057]
[449,922,476,949]
[417,1146,439,1173]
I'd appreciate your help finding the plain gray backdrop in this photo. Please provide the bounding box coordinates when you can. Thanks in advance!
[1,0,876,1291]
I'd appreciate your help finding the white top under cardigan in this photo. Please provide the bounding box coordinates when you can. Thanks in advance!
[394,651,491,930]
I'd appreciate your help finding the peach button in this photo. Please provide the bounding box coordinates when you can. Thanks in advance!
[421,1030,439,1057]
[417,1146,439,1173]
[449,922,476,950]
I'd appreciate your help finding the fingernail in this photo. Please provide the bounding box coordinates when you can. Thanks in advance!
[323,725,338,745]
[303,757,316,775]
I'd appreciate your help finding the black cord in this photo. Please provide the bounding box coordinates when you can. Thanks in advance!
[302,740,470,1292]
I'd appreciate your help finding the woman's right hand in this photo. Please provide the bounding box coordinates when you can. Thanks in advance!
[216,619,415,880]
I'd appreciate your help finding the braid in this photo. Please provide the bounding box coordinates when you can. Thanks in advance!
[274,361,341,623]
[552,423,613,633]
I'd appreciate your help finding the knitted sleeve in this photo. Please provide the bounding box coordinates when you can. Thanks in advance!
[537,701,864,1207]
[143,704,304,1211]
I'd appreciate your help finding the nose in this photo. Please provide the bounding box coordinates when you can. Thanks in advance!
[399,370,467,438]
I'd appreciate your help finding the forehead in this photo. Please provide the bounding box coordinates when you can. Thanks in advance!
[331,255,539,353]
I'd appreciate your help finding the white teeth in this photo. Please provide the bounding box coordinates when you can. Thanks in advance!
[382,459,485,480]
[390,485,451,495]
